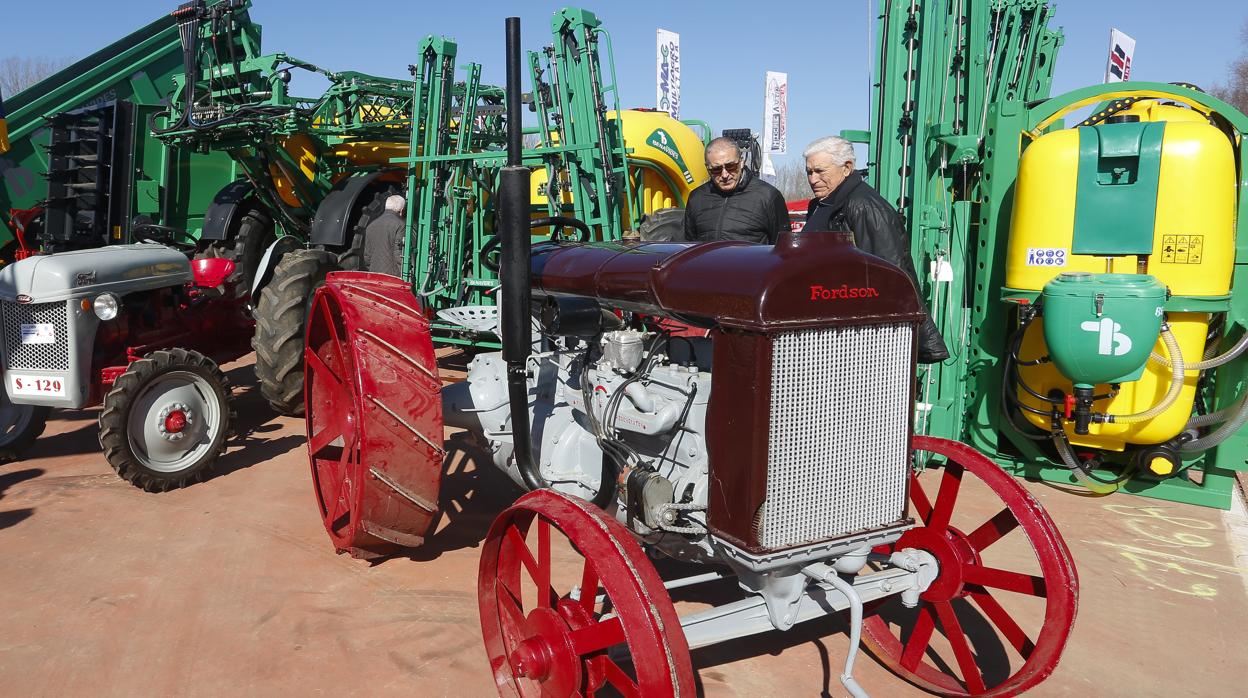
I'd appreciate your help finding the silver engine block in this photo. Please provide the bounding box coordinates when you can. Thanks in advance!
[444,330,717,562]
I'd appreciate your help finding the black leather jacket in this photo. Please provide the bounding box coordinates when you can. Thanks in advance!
[682,168,788,244]
[805,173,950,364]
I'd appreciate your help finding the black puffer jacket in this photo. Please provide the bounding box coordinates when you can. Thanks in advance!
[682,168,788,244]
[805,173,950,364]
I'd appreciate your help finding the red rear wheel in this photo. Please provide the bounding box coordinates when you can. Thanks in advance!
[304,272,444,558]
[862,436,1078,697]
[479,489,695,697]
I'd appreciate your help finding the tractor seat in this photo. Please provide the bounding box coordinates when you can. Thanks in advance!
[191,257,236,289]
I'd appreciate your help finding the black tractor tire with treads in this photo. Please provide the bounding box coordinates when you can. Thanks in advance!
[195,208,275,295]
[638,207,685,242]
[0,401,50,461]
[99,348,231,492]
[252,249,339,416]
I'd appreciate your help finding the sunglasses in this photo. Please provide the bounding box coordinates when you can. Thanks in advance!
[708,161,741,176]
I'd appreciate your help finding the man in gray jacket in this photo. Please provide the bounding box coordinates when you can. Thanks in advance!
[683,137,788,244]
[362,195,406,277]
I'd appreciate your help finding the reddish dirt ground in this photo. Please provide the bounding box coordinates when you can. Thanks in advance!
[1,354,1246,697]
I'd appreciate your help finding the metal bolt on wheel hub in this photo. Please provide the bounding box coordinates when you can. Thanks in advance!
[157,403,193,440]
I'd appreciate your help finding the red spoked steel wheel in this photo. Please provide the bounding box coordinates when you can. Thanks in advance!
[478,489,695,697]
[305,272,444,558]
[862,436,1079,697]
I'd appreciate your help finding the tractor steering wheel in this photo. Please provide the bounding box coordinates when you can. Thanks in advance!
[480,216,592,273]
[134,224,199,253]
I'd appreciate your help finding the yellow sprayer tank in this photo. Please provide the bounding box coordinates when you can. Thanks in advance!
[1004,103,1236,449]
[530,109,707,218]
[612,109,707,212]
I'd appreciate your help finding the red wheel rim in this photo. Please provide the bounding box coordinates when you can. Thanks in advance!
[478,489,695,697]
[305,290,368,552]
[862,436,1079,697]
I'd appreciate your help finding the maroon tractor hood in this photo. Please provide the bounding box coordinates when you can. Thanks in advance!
[530,231,925,332]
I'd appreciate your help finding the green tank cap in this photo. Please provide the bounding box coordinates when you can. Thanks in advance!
[1041,272,1167,388]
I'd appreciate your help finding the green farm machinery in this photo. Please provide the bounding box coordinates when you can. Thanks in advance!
[858,0,1248,508]
[0,2,243,259]
[394,8,707,345]
[151,1,706,413]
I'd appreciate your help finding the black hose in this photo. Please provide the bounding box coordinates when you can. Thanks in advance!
[530,216,592,242]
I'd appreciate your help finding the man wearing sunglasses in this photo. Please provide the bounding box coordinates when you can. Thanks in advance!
[682,137,788,244]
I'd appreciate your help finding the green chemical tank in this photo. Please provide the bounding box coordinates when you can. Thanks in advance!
[1041,272,1167,388]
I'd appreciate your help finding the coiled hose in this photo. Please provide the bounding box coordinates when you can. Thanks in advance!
[1108,324,1184,424]
[1180,389,1248,453]
[1052,432,1123,494]
[1150,328,1248,371]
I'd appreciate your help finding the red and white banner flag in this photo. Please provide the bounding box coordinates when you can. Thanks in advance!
[761,71,787,155]
[1105,28,1135,83]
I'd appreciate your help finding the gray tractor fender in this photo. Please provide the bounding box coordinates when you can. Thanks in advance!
[201,179,258,242]
[310,171,395,247]
[250,235,306,300]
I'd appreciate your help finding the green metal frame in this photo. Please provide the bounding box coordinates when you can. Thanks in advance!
[0,0,242,250]
[970,84,1248,509]
[857,0,1248,509]
[152,1,413,240]
[392,8,637,342]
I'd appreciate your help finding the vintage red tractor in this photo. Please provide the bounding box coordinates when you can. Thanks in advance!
[299,17,1079,697]
[0,236,253,490]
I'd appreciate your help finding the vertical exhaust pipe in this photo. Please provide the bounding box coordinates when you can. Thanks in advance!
[499,16,546,491]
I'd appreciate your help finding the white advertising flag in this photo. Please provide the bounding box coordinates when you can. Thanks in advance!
[759,152,778,185]
[656,29,680,118]
[1105,28,1136,83]
[762,71,788,155]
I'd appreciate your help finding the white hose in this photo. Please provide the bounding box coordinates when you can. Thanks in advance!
[1112,325,1183,424]
[1150,329,1248,371]
[1184,391,1246,429]
[1052,434,1121,495]
[1181,388,1248,453]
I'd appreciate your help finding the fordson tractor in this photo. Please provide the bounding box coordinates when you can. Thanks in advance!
[298,16,1079,697]
[0,237,252,490]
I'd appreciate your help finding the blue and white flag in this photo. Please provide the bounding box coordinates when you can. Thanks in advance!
[656,29,681,119]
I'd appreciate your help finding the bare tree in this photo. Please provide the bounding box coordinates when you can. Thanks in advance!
[774,159,812,201]
[1211,20,1248,115]
[0,56,75,96]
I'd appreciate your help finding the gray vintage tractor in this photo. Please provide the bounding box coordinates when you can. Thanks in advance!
[0,240,253,490]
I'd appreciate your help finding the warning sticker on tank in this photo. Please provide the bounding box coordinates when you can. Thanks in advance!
[1161,235,1203,264]
[20,323,55,344]
[1025,248,1067,267]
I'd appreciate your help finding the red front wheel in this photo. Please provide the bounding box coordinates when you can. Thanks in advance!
[862,436,1079,697]
[478,489,696,697]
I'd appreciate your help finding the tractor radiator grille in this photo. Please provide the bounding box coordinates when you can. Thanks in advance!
[2,301,71,371]
[761,323,912,549]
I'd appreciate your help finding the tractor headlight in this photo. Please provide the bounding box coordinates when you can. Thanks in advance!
[93,293,119,321]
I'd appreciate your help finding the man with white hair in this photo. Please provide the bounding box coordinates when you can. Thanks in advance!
[682,136,787,244]
[803,135,949,363]
[362,194,407,277]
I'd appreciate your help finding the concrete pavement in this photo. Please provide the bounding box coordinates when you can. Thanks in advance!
[1,355,1246,697]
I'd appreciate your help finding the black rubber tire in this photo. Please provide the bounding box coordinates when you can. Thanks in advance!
[195,209,275,295]
[252,248,339,416]
[338,184,401,272]
[99,348,231,492]
[638,207,685,242]
[0,397,50,461]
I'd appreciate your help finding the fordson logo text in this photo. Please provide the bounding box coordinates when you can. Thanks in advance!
[810,284,880,300]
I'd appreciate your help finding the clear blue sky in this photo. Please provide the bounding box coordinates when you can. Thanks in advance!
[5,1,1246,168]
